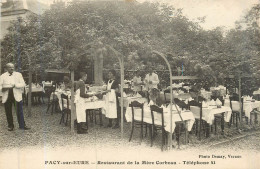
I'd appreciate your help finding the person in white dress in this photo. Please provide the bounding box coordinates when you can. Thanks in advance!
[132,70,143,93]
[103,70,120,129]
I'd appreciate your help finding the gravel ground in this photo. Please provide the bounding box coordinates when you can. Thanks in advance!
[0,101,260,152]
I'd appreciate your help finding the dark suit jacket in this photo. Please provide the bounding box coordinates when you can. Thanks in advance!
[75,80,90,98]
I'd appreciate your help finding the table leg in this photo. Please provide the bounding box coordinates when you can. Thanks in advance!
[206,123,210,138]
[255,112,258,124]
[99,109,103,126]
[86,110,89,130]
[221,113,224,135]
[185,121,188,145]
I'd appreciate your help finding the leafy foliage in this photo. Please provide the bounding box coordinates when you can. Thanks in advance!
[1,1,259,93]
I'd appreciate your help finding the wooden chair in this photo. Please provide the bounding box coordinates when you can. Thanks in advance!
[188,100,205,140]
[85,108,103,129]
[163,88,171,105]
[46,87,59,114]
[198,96,206,102]
[211,96,225,135]
[179,87,188,93]
[60,93,71,126]
[129,101,145,143]
[252,95,260,124]
[150,105,167,151]
[176,100,189,110]
[172,102,189,148]
[229,95,248,127]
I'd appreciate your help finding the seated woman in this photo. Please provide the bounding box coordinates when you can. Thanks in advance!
[74,72,101,134]
[103,69,120,129]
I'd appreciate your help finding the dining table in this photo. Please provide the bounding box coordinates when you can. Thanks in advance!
[120,95,148,108]
[224,99,260,120]
[190,104,232,136]
[125,103,195,145]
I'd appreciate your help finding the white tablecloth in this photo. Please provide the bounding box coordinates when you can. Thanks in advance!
[50,91,71,109]
[190,106,232,125]
[162,92,191,100]
[224,99,260,120]
[24,87,44,95]
[125,105,195,133]
[120,96,147,108]
[200,91,212,100]
[253,90,260,95]
[243,101,260,119]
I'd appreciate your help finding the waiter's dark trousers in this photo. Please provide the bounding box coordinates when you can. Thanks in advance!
[4,89,26,129]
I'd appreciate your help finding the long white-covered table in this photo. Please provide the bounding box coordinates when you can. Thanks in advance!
[120,96,147,108]
[24,87,44,95]
[125,105,195,133]
[224,99,260,120]
[190,106,232,125]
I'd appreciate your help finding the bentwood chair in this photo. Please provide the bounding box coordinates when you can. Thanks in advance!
[163,88,171,105]
[229,95,245,127]
[129,101,145,143]
[150,105,167,151]
[252,95,260,124]
[85,108,103,130]
[60,93,71,126]
[211,96,225,135]
[46,86,59,114]
[188,100,206,140]
[171,102,189,148]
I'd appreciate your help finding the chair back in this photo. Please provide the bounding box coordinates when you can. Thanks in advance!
[176,100,189,110]
[179,87,188,93]
[174,98,181,104]
[211,96,224,105]
[150,105,164,127]
[188,100,202,119]
[163,89,170,104]
[229,96,241,112]
[129,101,144,122]
[198,96,206,102]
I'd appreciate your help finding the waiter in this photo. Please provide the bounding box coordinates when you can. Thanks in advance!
[144,67,159,101]
[144,67,159,90]
[0,63,30,131]
[103,69,120,129]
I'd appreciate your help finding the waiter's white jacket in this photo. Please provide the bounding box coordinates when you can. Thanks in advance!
[0,72,26,103]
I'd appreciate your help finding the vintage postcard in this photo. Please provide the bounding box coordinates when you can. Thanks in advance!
[0,0,260,169]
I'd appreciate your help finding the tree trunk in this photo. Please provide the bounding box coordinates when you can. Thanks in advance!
[70,71,75,132]
[238,75,242,127]
[94,49,103,85]
[120,59,124,138]
[28,67,32,117]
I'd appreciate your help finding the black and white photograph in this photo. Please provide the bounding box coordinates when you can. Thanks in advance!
[0,0,260,169]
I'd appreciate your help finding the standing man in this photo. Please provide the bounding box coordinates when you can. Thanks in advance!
[0,63,30,131]
[144,67,160,101]
[144,67,160,91]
